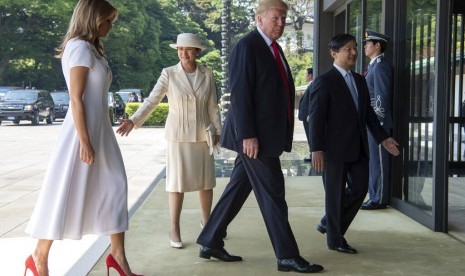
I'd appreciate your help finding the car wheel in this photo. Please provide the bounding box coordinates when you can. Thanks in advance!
[31,112,40,125]
[46,112,54,124]
[13,119,20,125]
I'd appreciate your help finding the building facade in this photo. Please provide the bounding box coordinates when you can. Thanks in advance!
[313,0,465,241]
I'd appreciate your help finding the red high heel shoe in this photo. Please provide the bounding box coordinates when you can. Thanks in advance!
[24,255,39,276]
[106,254,143,276]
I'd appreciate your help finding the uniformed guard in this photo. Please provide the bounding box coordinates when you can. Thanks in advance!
[361,29,394,210]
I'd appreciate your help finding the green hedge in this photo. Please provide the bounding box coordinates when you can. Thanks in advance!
[125,102,169,126]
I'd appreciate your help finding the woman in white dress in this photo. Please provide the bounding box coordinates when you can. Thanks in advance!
[117,33,222,249]
[24,1,141,275]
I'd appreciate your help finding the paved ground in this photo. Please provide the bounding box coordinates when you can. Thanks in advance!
[91,177,465,276]
[2,118,465,275]
[0,120,167,275]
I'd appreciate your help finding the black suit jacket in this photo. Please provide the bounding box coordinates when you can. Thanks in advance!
[308,66,388,162]
[298,83,312,121]
[221,29,295,157]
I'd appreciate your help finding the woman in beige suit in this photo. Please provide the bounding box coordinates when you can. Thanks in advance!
[117,33,221,249]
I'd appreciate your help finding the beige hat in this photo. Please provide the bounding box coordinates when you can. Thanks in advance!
[169,33,207,51]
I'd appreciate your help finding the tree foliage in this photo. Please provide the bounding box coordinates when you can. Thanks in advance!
[0,0,72,89]
[286,51,313,86]
[284,0,314,53]
[105,0,167,93]
[0,0,314,95]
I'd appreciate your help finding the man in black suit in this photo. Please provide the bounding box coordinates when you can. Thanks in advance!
[197,0,323,273]
[309,34,399,254]
[298,68,313,163]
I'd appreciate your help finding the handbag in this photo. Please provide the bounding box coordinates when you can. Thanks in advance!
[206,123,220,155]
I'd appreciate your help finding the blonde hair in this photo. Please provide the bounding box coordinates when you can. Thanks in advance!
[56,0,118,58]
[255,0,289,20]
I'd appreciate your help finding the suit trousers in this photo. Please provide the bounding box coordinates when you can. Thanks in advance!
[367,131,390,204]
[323,158,369,247]
[197,154,300,259]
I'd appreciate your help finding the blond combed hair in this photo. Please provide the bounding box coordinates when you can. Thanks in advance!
[56,0,118,58]
[255,0,289,19]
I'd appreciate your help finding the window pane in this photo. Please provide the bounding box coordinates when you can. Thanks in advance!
[347,0,363,72]
[450,14,465,164]
[364,0,382,72]
[449,13,465,238]
[403,0,437,213]
[366,0,382,31]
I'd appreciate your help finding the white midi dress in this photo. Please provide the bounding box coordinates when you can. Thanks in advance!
[26,38,128,240]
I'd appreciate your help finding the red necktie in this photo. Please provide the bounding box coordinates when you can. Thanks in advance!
[271,41,292,122]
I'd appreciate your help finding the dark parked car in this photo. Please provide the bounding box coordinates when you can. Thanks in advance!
[0,89,55,125]
[50,91,70,120]
[116,89,143,103]
[0,86,20,101]
[108,92,126,125]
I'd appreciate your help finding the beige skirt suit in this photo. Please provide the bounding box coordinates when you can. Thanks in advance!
[130,62,222,192]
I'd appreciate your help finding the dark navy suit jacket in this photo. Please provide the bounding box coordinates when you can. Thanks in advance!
[220,29,295,157]
[308,66,388,162]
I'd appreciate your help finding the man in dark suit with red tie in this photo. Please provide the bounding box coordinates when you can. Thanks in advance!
[197,0,323,273]
[309,34,399,254]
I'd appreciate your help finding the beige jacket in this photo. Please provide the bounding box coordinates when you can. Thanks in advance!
[130,62,222,142]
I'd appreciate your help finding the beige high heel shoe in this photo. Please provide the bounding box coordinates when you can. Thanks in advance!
[169,232,183,249]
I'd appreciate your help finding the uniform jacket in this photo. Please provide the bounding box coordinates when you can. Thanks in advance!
[220,29,295,157]
[308,66,388,162]
[130,62,221,142]
[365,55,393,130]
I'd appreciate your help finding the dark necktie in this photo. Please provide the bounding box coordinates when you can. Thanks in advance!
[367,62,373,73]
[271,41,291,122]
[367,62,374,71]
[364,62,374,76]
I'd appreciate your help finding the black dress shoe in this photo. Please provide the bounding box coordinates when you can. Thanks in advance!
[277,256,324,273]
[328,244,357,254]
[360,201,386,210]
[199,246,242,262]
[316,222,326,234]
[328,240,358,254]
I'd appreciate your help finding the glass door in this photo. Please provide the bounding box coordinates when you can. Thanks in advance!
[448,9,465,241]
[405,2,437,212]
[347,0,363,72]
[392,0,438,219]
[346,0,383,74]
